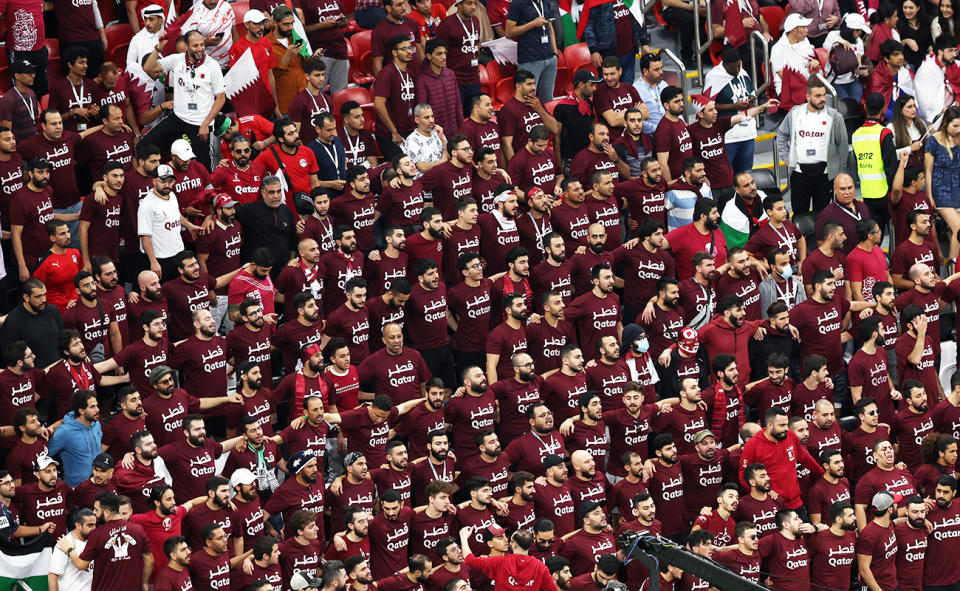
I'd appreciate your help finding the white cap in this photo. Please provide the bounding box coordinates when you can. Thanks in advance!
[155,164,175,179]
[843,12,871,33]
[783,13,813,32]
[170,139,196,161]
[230,468,257,488]
[243,8,268,23]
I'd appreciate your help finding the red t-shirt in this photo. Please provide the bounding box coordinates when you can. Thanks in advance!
[846,245,889,301]
[665,223,727,280]
[33,249,82,311]
[130,505,188,579]
[253,146,320,212]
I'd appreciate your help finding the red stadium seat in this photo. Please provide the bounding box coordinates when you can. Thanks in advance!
[760,5,786,38]
[351,50,375,85]
[105,23,134,56]
[350,30,373,61]
[45,38,62,82]
[40,94,50,110]
[332,86,373,123]
[554,67,572,96]
[480,63,492,97]
[109,43,130,67]
[494,77,514,108]
[563,43,592,74]
[708,40,723,66]
[232,1,251,24]
[814,47,828,69]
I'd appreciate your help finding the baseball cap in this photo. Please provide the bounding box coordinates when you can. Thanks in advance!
[543,454,565,470]
[243,8,268,23]
[290,573,323,591]
[289,450,317,473]
[141,4,164,19]
[93,453,115,470]
[230,468,257,488]
[11,59,37,75]
[155,164,175,179]
[871,491,903,511]
[149,365,175,386]
[783,13,813,32]
[843,12,871,33]
[481,524,507,541]
[213,194,238,209]
[171,139,196,161]
[344,451,365,467]
[692,429,716,444]
[573,69,602,85]
[34,455,59,471]
[577,499,606,519]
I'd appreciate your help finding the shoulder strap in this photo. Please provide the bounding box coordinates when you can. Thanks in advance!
[269,145,295,191]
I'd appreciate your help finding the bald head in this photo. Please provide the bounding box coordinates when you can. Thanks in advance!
[740,422,761,442]
[570,450,592,470]
[833,174,855,204]
[815,399,834,413]
[909,263,929,280]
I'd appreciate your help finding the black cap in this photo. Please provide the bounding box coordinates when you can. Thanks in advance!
[577,499,606,519]
[542,454,565,470]
[93,453,115,470]
[573,69,602,85]
[11,59,37,75]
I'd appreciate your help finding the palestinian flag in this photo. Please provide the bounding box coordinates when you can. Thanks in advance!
[226,48,277,118]
[720,200,767,249]
[0,534,52,591]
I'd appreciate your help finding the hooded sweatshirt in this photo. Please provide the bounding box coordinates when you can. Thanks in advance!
[47,411,103,487]
[464,553,560,591]
[739,429,824,509]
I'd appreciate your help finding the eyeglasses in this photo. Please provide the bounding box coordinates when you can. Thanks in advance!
[233,148,252,154]
[399,46,416,52]
[467,262,483,270]
[865,409,879,416]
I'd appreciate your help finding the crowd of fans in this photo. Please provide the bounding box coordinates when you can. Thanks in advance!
[7,0,960,588]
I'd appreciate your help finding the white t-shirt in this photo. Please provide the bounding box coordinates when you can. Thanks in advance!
[49,536,91,591]
[403,129,444,178]
[138,190,185,259]
[180,0,236,67]
[158,53,226,126]
[794,108,831,166]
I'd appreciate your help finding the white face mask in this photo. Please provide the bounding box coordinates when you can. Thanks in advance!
[634,338,649,354]
[780,265,793,279]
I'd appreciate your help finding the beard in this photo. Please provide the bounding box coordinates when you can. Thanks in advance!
[428,227,444,239]
[246,378,263,390]
[161,503,177,516]
[199,325,216,338]
[187,434,205,447]
[430,448,449,461]
[772,429,788,441]
[704,218,719,230]
[841,521,858,531]
[68,352,85,363]
[156,185,172,196]
[518,369,535,382]
[471,383,488,394]
[145,287,162,301]
[308,359,323,373]
[549,251,566,263]
[211,495,229,509]
[81,291,98,303]
[589,242,605,254]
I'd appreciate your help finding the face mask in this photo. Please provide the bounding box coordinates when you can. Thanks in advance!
[633,338,649,354]
[780,265,793,279]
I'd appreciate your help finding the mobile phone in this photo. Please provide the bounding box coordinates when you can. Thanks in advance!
[215,32,225,38]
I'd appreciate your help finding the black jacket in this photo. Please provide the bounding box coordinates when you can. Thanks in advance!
[235,199,298,270]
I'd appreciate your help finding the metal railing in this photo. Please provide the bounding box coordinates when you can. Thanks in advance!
[691,0,713,86]
[658,47,689,111]
[749,30,771,97]
[815,72,838,109]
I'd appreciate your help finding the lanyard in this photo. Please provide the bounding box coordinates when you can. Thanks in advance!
[69,79,86,110]
[774,277,796,307]
[834,199,862,221]
[529,212,550,250]
[531,0,545,19]
[429,458,450,481]
[319,141,340,178]
[769,222,796,254]
[342,126,362,162]
[315,214,333,247]
[531,430,560,454]
[309,90,328,117]
[395,63,413,94]
[456,13,477,51]
[14,88,35,121]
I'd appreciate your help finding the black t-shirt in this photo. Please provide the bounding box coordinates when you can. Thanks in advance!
[553,101,596,161]
[0,304,65,368]
[235,200,298,268]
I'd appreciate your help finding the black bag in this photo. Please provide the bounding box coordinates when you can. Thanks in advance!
[829,44,860,78]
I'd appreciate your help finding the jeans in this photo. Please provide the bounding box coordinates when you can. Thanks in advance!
[355,6,386,29]
[520,56,558,101]
[212,294,234,335]
[662,6,695,60]
[831,370,851,418]
[55,201,82,249]
[835,80,863,102]
[320,57,349,94]
[141,113,214,170]
[727,139,756,173]
[619,53,637,85]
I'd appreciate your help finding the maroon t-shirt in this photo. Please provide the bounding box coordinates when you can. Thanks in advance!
[373,63,416,136]
[6,437,47,484]
[460,118,502,164]
[435,14,480,85]
[687,118,734,188]
[196,222,242,296]
[854,466,917,505]
[615,177,667,228]
[327,476,376,532]
[265,478,326,543]
[809,529,857,591]
[531,260,574,310]
[525,319,575,375]
[272,318,324,374]
[800,248,846,295]
[141,389,200,446]
[364,251,409,297]
[392,401,445,459]
[485,322,527,380]
[406,283,450,350]
[0,154,25,228]
[735,493,784,538]
[848,347,897,424]
[757,532,810,591]
[410,510,454,562]
[447,279,493,351]
[713,548,762,584]
[653,406,707,456]
[422,161,473,220]
[894,521,927,591]
[715,271,762,320]
[233,496,266,551]
[560,529,617,576]
[358,347,430,403]
[891,189,938,250]
[806,477,851,521]
[189,548,230,591]
[532,480,576,536]
[371,465,412,503]
[790,297,851,375]
[744,378,794,425]
[923,499,960,587]
[444,391,496,464]
[477,213,522,275]
[279,418,330,458]
[893,407,935,472]
[340,406,399,468]
[169,335,228,399]
[324,304,371,363]
[9,186,55,266]
[78,519,151,590]
[80,129,135,181]
[549,201,591,255]
[498,97,544,156]
[472,169,509,218]
[506,146,558,196]
[611,245,675,309]
[856,521,899,591]
[160,273,216,341]
[62,300,113,354]
[378,180,425,227]
[226,324,274,386]
[101,413,147,465]
[157,438,223,499]
[369,507,413,579]
[593,82,640,141]
[564,291,621,362]
[288,88,332,146]
[586,193,622,250]
[745,220,803,268]
[652,117,693,180]
[443,224,482,284]
[154,565,193,591]
[79,189,123,262]
[503,430,566,474]
[278,536,324,581]
[183,502,241,550]
[331,193,377,252]
[585,360,629,412]
[541,371,588,423]
[646,460,687,536]
[490,376,543,443]
[895,331,940,408]
[842,425,890,481]
[569,148,620,191]
[14,481,69,544]
[19,131,82,207]
[40,360,100,418]
[679,450,732,521]
[318,249,365,312]
[605,405,660,476]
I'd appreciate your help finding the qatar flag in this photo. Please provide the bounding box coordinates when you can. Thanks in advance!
[779,65,809,111]
[225,48,277,118]
[724,0,747,49]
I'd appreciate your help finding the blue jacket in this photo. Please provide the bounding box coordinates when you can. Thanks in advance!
[582,3,647,55]
[47,412,103,487]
